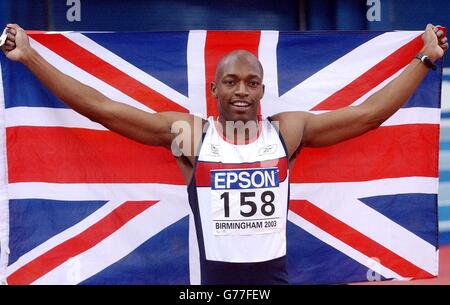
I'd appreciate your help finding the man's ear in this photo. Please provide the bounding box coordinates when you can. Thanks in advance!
[210,82,217,98]
[261,84,265,98]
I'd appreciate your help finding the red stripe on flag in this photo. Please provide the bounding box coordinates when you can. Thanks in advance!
[195,157,288,187]
[29,33,188,113]
[291,124,438,183]
[290,200,433,279]
[204,31,261,117]
[7,126,185,184]
[311,35,423,110]
[26,30,47,34]
[7,200,158,285]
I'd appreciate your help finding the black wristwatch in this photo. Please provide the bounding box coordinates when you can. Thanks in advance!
[415,53,437,70]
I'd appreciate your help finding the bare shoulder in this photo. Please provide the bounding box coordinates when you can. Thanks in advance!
[271,111,310,125]
[270,111,312,159]
[165,112,208,162]
[270,111,312,135]
[150,111,208,138]
[156,111,207,126]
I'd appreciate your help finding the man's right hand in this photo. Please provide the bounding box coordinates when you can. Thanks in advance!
[1,24,32,62]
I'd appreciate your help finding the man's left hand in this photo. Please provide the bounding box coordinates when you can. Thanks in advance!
[421,24,448,62]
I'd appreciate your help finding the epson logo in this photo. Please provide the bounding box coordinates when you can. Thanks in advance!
[211,168,279,190]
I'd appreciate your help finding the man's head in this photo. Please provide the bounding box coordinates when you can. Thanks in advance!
[211,50,265,123]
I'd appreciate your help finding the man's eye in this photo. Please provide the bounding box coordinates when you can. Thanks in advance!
[225,80,235,85]
[249,81,259,87]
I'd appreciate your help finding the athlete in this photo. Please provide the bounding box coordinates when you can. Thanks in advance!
[1,24,448,284]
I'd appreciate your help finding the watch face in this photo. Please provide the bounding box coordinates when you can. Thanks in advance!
[417,53,437,70]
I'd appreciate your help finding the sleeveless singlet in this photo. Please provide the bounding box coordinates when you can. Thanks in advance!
[187,116,290,284]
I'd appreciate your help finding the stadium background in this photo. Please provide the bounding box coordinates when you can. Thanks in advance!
[1,0,449,284]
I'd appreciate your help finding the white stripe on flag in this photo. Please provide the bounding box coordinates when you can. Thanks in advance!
[186,31,206,283]
[6,185,189,278]
[8,182,187,201]
[291,177,438,199]
[349,67,404,107]
[309,108,441,126]
[0,58,10,284]
[290,178,438,276]
[288,211,408,281]
[6,200,127,276]
[187,30,207,118]
[5,107,107,130]
[380,108,441,126]
[32,196,189,284]
[29,37,155,114]
[6,106,439,130]
[188,210,200,285]
[278,31,421,112]
[259,30,280,119]
[63,33,191,112]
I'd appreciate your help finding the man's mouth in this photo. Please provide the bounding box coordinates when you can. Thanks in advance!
[231,101,251,108]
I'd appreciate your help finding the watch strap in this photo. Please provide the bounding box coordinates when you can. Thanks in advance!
[415,53,437,71]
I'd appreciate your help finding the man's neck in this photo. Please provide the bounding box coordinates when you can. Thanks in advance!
[216,116,261,144]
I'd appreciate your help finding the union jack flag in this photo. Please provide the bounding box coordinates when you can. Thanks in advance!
[0,30,441,284]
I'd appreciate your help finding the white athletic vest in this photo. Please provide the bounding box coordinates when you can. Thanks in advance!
[189,116,289,264]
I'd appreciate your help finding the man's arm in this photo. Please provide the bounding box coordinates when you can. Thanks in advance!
[273,24,448,159]
[1,24,199,150]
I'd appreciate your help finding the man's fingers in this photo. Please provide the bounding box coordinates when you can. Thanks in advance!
[6,24,21,38]
[441,37,448,45]
[442,42,449,51]
[2,45,14,52]
[6,32,15,41]
[5,40,14,47]
[435,29,444,38]
[6,24,20,31]
[6,27,16,35]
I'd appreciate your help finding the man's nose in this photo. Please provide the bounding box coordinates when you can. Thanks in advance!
[235,81,249,97]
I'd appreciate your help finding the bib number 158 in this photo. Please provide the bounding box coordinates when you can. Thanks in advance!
[220,190,275,218]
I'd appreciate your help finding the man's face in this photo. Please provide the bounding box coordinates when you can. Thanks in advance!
[211,57,264,123]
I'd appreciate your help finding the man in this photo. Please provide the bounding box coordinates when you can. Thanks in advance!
[1,24,448,284]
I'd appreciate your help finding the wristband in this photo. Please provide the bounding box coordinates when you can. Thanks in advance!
[415,53,437,70]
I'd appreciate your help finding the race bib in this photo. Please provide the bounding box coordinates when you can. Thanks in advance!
[211,167,281,235]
